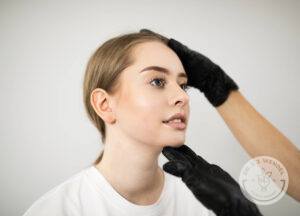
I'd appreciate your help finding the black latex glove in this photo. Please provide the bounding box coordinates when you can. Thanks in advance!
[162,144,263,216]
[167,38,239,107]
[139,28,239,107]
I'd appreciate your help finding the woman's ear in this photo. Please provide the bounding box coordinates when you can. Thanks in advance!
[90,88,116,124]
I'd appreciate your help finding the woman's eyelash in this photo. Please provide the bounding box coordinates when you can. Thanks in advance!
[149,77,189,91]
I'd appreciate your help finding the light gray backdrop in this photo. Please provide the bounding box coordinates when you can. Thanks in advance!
[1,0,299,215]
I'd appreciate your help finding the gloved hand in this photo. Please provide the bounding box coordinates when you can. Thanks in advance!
[139,28,239,107]
[167,38,239,107]
[162,144,263,216]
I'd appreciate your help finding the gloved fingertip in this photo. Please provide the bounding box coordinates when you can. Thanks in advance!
[167,38,177,48]
[139,28,154,34]
[163,161,187,177]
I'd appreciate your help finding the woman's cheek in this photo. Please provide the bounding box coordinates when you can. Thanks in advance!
[134,90,164,108]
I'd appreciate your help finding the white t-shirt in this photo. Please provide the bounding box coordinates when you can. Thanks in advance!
[23,165,212,216]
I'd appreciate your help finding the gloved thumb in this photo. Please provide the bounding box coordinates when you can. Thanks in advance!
[163,160,188,177]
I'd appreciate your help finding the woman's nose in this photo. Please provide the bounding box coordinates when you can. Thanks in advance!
[170,84,190,107]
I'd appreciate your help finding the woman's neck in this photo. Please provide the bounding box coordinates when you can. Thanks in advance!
[94,138,165,205]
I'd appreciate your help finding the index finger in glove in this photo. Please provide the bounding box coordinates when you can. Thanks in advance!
[162,145,190,163]
[168,38,214,66]
[168,38,191,61]
[162,145,210,169]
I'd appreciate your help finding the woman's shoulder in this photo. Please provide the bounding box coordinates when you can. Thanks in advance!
[23,166,92,216]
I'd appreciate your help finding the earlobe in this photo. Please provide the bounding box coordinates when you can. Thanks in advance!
[90,88,116,124]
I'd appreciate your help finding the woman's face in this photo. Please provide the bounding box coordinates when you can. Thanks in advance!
[111,41,190,147]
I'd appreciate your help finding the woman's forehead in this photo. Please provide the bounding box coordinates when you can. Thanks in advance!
[131,41,185,75]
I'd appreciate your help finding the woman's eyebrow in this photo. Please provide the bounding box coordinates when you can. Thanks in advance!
[139,65,187,79]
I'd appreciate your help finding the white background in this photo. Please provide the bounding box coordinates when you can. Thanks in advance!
[0,0,299,215]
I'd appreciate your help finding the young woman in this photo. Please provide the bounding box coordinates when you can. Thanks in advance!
[23,29,299,216]
[23,31,211,215]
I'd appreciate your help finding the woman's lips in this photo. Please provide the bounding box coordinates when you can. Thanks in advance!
[163,120,186,130]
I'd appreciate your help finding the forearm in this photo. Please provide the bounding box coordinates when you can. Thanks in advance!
[216,90,300,201]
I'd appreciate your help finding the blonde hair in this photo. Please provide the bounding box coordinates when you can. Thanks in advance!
[82,29,168,165]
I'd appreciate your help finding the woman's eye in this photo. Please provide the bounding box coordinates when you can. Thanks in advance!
[150,78,189,91]
[150,78,166,88]
[181,84,190,91]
